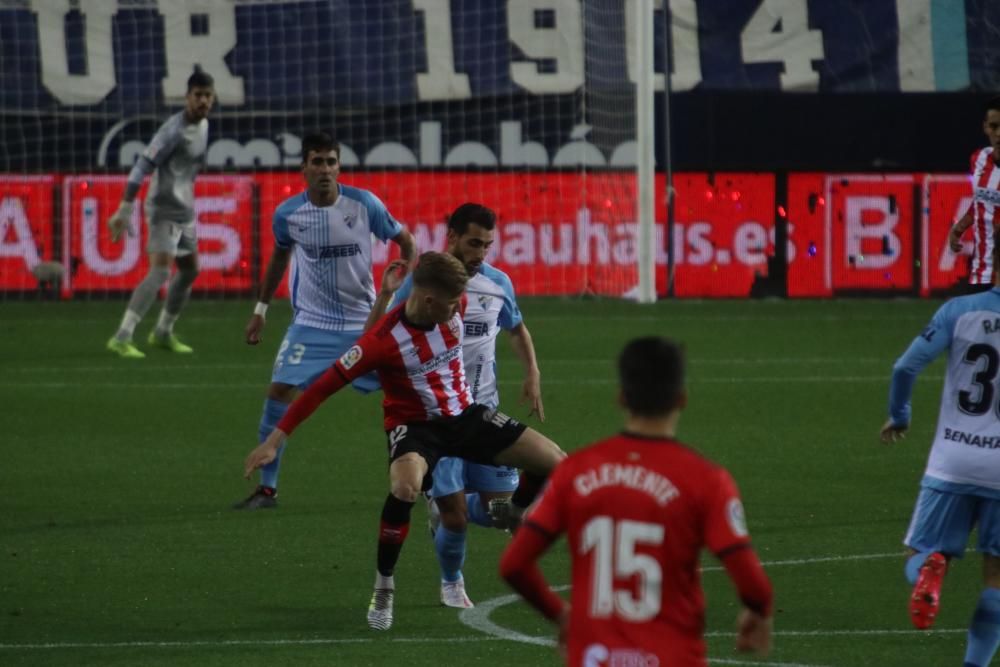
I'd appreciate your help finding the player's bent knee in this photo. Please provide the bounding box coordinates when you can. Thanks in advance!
[440,511,467,533]
[390,480,422,503]
[149,252,173,269]
[984,554,1000,587]
[389,454,427,502]
[266,383,297,403]
[146,265,171,285]
[434,493,468,531]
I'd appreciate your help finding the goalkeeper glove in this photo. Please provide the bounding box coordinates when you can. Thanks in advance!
[108,200,136,242]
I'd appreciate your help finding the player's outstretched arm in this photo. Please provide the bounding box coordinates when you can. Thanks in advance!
[879,418,909,444]
[508,322,544,421]
[719,547,773,656]
[499,524,565,621]
[948,210,973,252]
[735,608,772,655]
[109,139,162,242]
[884,311,950,440]
[244,429,286,478]
[392,228,418,266]
[107,200,136,242]
[246,247,291,344]
[363,259,408,331]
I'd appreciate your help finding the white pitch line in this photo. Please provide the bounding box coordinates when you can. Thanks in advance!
[0,552,954,659]
[459,591,828,666]
[702,551,905,573]
[707,629,966,637]
[0,376,929,391]
[0,312,934,325]
[3,357,893,374]
[704,660,830,667]
[458,550,940,666]
[0,636,505,650]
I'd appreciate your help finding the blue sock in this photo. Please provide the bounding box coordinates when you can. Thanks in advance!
[257,398,289,489]
[905,552,931,585]
[434,527,466,583]
[465,493,493,528]
[964,588,1000,667]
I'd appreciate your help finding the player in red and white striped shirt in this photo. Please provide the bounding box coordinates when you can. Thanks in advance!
[243,251,566,630]
[948,97,1000,291]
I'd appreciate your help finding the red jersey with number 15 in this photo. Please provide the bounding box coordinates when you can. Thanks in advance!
[523,433,753,667]
[276,301,472,435]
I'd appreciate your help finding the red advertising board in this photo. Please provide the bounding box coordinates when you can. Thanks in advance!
[62,176,255,293]
[922,175,973,294]
[786,173,829,297]
[788,174,919,295]
[258,172,776,297]
[668,173,776,297]
[0,176,56,290]
[3,171,974,297]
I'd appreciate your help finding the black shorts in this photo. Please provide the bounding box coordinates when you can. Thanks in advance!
[384,404,528,473]
[965,282,995,295]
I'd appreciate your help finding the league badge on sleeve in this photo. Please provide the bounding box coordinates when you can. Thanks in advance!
[727,498,749,537]
[340,345,363,370]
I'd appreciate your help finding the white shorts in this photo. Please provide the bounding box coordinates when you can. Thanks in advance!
[146,215,197,257]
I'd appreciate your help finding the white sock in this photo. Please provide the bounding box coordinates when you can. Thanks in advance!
[115,309,142,341]
[375,573,395,590]
[155,310,179,336]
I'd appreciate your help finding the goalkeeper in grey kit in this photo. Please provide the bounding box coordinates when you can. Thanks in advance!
[105,69,215,359]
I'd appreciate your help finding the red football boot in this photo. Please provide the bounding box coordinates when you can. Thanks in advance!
[909,552,948,629]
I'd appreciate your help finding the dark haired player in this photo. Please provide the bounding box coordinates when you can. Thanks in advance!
[500,336,773,666]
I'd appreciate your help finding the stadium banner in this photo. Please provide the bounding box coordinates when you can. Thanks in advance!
[258,172,776,298]
[921,175,975,295]
[3,171,977,297]
[788,174,920,296]
[61,176,255,294]
[2,1,998,173]
[0,176,57,291]
[1,0,993,111]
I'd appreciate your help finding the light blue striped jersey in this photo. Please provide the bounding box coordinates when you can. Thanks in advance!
[889,287,1000,492]
[391,261,521,408]
[274,185,403,331]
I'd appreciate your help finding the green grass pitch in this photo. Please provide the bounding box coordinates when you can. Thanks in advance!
[0,297,984,666]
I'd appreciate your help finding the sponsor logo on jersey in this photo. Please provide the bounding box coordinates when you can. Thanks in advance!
[727,498,749,537]
[582,643,660,667]
[311,243,362,259]
[301,243,362,259]
[976,187,1000,206]
[465,321,490,337]
[339,345,363,370]
[410,344,462,376]
[471,361,484,399]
